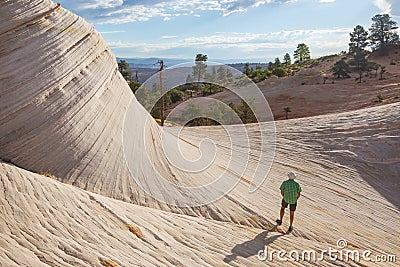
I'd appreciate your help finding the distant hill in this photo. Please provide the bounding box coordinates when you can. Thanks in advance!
[209,46,400,121]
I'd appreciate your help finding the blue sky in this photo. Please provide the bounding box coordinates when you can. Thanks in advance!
[59,0,400,62]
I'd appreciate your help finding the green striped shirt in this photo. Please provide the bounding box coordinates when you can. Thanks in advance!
[280,179,302,204]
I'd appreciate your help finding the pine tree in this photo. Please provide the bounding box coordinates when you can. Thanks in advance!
[350,49,368,83]
[192,54,208,82]
[294,43,311,63]
[283,53,291,66]
[274,57,282,67]
[244,63,251,76]
[349,25,369,54]
[332,59,350,78]
[284,107,291,119]
[117,60,132,81]
[369,14,399,53]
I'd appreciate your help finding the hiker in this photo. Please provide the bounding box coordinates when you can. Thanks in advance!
[276,171,302,232]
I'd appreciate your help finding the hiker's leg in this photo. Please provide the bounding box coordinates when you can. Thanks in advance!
[280,199,289,220]
[289,211,294,226]
[289,202,297,226]
[280,206,285,220]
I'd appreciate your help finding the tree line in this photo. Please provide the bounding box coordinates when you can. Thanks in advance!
[245,13,399,84]
[244,43,311,82]
[332,14,399,82]
[134,54,257,126]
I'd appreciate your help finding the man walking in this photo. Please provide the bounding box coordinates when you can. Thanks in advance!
[276,171,302,232]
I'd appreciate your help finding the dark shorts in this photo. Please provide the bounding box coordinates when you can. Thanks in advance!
[281,199,297,211]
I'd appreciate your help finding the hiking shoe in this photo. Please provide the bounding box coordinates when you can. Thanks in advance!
[288,226,293,232]
[276,219,282,226]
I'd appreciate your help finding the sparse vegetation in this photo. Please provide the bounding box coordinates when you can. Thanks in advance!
[376,93,384,102]
[368,62,380,78]
[228,99,257,124]
[129,80,142,94]
[284,107,292,119]
[349,49,368,83]
[39,170,56,179]
[118,13,399,126]
[332,59,350,78]
[249,215,259,223]
[244,43,313,83]
[319,54,338,62]
[172,98,257,127]
[101,259,118,267]
[380,66,387,80]
[117,60,132,81]
[127,224,143,239]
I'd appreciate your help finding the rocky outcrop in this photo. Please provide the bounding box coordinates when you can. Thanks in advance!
[0,0,274,223]
[0,0,134,197]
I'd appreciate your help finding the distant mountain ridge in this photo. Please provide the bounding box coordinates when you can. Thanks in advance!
[116,57,190,69]
[116,57,269,69]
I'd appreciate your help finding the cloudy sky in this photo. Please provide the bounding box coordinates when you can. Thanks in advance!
[59,0,400,62]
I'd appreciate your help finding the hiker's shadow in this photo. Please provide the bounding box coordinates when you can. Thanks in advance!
[223,230,284,264]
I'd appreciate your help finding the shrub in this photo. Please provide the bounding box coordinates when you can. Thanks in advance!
[250,215,259,222]
[169,89,184,103]
[376,93,384,102]
[127,224,143,239]
[1,158,12,164]
[332,59,350,78]
[284,107,292,119]
[272,67,288,77]
[39,171,56,179]
[319,54,338,62]
[101,259,118,267]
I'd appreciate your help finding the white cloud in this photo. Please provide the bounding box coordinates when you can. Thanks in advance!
[99,30,126,34]
[99,4,172,24]
[373,0,400,16]
[374,0,391,13]
[80,0,123,9]
[220,0,287,16]
[63,0,306,24]
[162,35,178,39]
[108,28,351,57]
[61,0,362,25]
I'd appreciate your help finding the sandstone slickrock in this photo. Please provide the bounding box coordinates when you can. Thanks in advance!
[0,0,399,266]
[0,0,275,223]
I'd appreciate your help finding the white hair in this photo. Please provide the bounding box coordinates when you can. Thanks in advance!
[287,171,296,179]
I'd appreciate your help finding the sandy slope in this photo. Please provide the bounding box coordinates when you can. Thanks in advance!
[208,51,400,121]
[1,102,399,266]
[0,0,275,223]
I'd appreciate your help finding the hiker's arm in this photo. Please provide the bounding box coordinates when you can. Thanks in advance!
[280,190,284,197]
[297,192,301,199]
